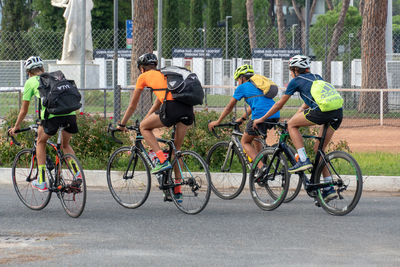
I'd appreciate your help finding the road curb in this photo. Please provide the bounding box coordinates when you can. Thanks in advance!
[1,168,399,192]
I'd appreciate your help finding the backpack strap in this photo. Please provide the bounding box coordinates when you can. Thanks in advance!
[295,74,319,108]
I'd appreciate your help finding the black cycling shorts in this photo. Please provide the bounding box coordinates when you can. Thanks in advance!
[246,118,279,136]
[304,108,343,130]
[41,115,79,136]
[156,100,194,127]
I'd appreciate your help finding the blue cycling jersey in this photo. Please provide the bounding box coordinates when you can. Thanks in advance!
[285,73,323,110]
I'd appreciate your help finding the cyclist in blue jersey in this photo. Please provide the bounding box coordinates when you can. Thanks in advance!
[208,65,280,164]
[253,55,343,202]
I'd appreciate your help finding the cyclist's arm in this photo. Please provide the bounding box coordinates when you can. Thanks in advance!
[216,97,237,124]
[120,89,142,126]
[256,94,291,123]
[208,97,237,131]
[296,103,309,114]
[9,101,30,135]
[144,98,162,119]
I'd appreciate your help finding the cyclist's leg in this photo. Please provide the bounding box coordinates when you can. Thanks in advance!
[287,111,314,172]
[140,112,171,173]
[34,125,52,191]
[242,120,262,165]
[172,122,190,195]
[60,116,81,180]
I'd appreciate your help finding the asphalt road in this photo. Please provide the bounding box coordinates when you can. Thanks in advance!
[1,185,399,266]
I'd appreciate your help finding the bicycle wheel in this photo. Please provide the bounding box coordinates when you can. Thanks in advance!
[206,141,246,200]
[168,150,211,214]
[315,151,363,216]
[107,147,151,209]
[249,148,289,211]
[58,153,86,218]
[283,145,302,203]
[12,149,52,210]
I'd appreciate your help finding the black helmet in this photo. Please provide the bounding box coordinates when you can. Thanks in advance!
[137,53,158,69]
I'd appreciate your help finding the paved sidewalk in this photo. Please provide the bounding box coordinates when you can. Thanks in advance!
[1,168,399,193]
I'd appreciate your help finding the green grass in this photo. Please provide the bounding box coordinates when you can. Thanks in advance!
[351,152,400,176]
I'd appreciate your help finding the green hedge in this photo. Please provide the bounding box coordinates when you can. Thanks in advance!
[0,109,349,170]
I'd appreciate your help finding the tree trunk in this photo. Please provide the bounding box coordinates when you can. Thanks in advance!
[276,0,286,48]
[325,0,350,82]
[246,0,257,51]
[131,0,154,83]
[268,0,276,26]
[326,0,334,11]
[292,0,317,53]
[130,0,154,118]
[358,0,388,114]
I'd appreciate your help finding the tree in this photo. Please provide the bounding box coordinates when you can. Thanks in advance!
[325,0,350,82]
[163,0,180,58]
[275,0,286,48]
[0,0,33,59]
[190,0,203,48]
[207,0,221,48]
[291,0,318,52]
[358,0,388,113]
[246,0,257,50]
[326,0,334,10]
[32,0,64,31]
[131,0,154,82]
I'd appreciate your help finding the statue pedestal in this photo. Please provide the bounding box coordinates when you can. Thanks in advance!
[48,63,99,88]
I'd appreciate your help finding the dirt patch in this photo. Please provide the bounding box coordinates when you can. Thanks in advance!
[152,120,400,153]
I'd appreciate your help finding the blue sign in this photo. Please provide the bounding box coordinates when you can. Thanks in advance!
[172,48,223,58]
[252,48,302,59]
[126,20,133,39]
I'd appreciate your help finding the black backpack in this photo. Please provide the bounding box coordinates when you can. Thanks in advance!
[38,71,82,119]
[159,66,204,106]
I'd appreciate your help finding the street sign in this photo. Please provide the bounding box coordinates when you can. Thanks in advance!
[172,48,223,58]
[252,48,302,59]
[126,20,133,49]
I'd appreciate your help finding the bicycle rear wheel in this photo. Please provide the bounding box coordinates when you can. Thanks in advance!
[315,151,363,216]
[169,151,211,214]
[206,141,246,200]
[249,148,289,211]
[58,153,86,218]
[107,147,151,209]
[12,149,51,210]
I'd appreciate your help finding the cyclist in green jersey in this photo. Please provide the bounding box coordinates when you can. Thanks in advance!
[8,56,81,192]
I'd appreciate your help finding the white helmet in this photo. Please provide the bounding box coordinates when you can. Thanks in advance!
[24,56,44,70]
[289,55,311,69]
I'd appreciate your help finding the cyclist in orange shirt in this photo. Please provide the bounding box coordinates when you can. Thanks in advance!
[117,53,194,195]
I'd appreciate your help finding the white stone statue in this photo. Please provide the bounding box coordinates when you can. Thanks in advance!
[51,0,94,64]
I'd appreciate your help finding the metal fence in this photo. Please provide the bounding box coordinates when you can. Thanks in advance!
[0,27,399,127]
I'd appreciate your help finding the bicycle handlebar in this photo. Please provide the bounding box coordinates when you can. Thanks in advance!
[108,124,138,145]
[208,119,242,139]
[7,124,39,146]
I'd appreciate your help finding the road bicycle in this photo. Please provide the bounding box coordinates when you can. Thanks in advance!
[249,121,363,215]
[206,119,298,202]
[9,123,86,218]
[107,122,211,215]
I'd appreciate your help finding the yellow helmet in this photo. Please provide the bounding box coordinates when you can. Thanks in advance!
[234,64,254,80]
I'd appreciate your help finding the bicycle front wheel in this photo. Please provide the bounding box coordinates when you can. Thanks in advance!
[249,148,289,211]
[58,154,87,218]
[107,147,151,209]
[12,149,51,210]
[315,151,363,216]
[169,151,211,214]
[206,141,246,200]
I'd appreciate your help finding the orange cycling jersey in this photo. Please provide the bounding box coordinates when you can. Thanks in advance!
[135,69,173,102]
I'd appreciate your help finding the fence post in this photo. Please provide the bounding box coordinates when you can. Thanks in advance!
[104,88,107,119]
[380,89,384,126]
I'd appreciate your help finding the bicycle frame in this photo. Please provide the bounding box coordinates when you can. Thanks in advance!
[270,123,338,194]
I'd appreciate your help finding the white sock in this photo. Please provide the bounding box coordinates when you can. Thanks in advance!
[323,176,332,190]
[297,147,307,162]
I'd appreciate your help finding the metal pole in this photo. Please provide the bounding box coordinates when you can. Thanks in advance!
[386,0,393,60]
[305,0,310,56]
[131,0,134,20]
[157,0,163,63]
[113,0,120,124]
[225,16,232,59]
[203,22,207,109]
[80,0,86,111]
[292,24,297,49]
